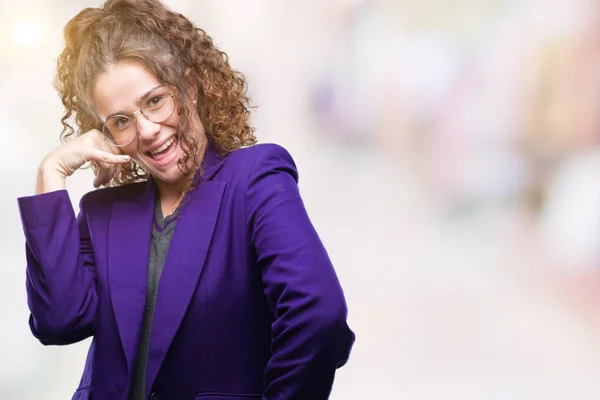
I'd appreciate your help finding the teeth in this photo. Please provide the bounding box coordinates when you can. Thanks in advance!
[150,137,175,155]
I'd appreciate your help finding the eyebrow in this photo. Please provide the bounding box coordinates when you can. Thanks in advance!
[104,85,165,120]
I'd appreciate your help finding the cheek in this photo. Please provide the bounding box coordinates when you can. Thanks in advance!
[169,107,204,133]
[166,109,180,127]
[120,143,143,160]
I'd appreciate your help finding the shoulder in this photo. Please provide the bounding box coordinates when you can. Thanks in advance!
[220,143,298,182]
[226,143,295,168]
[80,180,147,210]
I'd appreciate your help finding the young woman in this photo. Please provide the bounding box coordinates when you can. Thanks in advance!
[17,0,354,399]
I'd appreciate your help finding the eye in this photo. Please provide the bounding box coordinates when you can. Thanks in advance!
[114,116,130,128]
[146,94,165,109]
[107,115,131,131]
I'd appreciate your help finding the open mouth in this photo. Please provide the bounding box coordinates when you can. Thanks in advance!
[147,136,178,162]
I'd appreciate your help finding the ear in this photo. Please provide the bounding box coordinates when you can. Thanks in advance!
[185,67,198,103]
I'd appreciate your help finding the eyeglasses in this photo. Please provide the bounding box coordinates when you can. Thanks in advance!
[101,87,176,147]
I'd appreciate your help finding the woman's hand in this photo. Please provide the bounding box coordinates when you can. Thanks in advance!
[36,129,131,194]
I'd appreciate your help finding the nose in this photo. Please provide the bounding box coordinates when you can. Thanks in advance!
[135,114,161,142]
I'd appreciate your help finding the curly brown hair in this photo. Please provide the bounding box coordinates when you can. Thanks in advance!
[54,0,256,186]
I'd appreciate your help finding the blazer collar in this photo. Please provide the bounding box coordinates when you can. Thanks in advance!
[200,137,226,181]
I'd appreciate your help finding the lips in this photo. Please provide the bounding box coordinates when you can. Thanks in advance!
[147,135,175,155]
[149,136,176,156]
[146,135,179,165]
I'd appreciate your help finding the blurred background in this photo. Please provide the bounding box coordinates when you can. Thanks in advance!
[2,0,600,398]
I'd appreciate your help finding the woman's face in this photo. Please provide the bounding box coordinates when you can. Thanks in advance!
[93,60,201,186]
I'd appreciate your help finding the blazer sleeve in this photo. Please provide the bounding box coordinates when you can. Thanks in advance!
[18,189,98,345]
[244,144,355,400]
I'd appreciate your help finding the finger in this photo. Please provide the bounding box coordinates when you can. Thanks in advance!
[92,158,114,178]
[93,165,110,188]
[94,164,117,188]
[114,164,122,181]
[86,148,130,165]
[96,134,123,154]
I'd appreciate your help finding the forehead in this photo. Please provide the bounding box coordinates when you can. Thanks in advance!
[93,60,161,118]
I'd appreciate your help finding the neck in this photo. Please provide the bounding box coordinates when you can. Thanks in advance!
[156,180,187,217]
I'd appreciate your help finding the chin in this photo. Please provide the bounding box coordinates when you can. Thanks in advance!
[152,166,187,185]
[140,142,188,185]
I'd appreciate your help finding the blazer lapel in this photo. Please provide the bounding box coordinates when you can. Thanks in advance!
[145,181,225,392]
[108,180,156,374]
[146,141,226,392]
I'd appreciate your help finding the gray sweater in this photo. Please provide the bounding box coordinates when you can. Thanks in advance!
[129,199,178,400]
